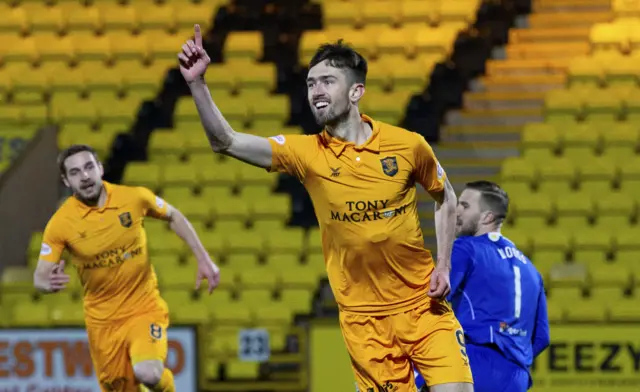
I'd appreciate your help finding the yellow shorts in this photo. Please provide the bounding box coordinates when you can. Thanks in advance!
[340,299,473,391]
[87,311,169,392]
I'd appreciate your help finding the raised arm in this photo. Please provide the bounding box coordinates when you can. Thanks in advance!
[179,25,272,168]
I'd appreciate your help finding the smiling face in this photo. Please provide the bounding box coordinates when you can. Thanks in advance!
[307,60,357,127]
[61,151,104,205]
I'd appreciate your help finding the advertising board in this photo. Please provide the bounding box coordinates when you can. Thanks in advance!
[0,326,197,392]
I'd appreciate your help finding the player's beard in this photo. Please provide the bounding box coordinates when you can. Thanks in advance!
[74,182,102,206]
[312,100,349,127]
[456,217,480,238]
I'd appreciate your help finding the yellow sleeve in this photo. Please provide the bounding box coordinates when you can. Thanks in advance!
[413,134,447,198]
[266,134,316,182]
[40,217,66,263]
[137,187,170,219]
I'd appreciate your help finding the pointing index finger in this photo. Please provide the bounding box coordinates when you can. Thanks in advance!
[194,24,202,48]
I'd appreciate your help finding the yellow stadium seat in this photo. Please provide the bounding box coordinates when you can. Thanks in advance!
[12,302,50,326]
[564,297,606,322]
[521,122,559,156]
[545,300,563,323]
[131,1,176,31]
[119,58,176,91]
[225,360,260,379]
[266,227,305,255]
[589,261,632,287]
[375,28,413,58]
[361,0,400,27]
[560,123,601,157]
[604,56,638,87]
[624,88,640,121]
[202,184,236,202]
[537,157,577,197]
[590,22,629,53]
[544,89,582,122]
[50,302,85,326]
[280,288,313,314]
[613,0,640,16]
[609,298,640,321]
[51,92,99,124]
[567,56,602,87]
[361,90,412,125]
[532,228,571,252]
[500,228,532,254]
[147,230,187,255]
[501,181,532,201]
[555,192,594,221]
[171,301,211,324]
[162,162,199,188]
[306,227,322,255]
[614,229,640,253]
[573,227,614,255]
[27,231,44,260]
[148,28,192,59]
[176,2,216,31]
[234,62,277,93]
[225,229,265,254]
[213,198,251,223]
[386,54,436,92]
[323,2,361,29]
[573,249,608,264]
[198,163,239,187]
[122,162,162,188]
[239,266,279,290]
[365,60,393,93]
[549,262,588,287]
[596,191,636,224]
[254,301,293,325]
[619,156,640,183]
[327,27,377,59]
[212,302,253,325]
[251,196,291,222]
[239,288,274,310]
[267,254,301,269]
[511,192,552,219]
[280,265,320,290]
[225,253,259,281]
[173,196,214,223]
[549,286,584,307]
[206,326,238,358]
[414,25,461,57]
[1,267,32,291]
[399,1,438,28]
[306,254,328,280]
[240,184,276,199]
[501,157,537,184]
[148,130,188,160]
[225,32,263,62]
[299,31,329,64]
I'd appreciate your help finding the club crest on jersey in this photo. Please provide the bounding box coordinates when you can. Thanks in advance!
[380,156,398,177]
[119,212,132,228]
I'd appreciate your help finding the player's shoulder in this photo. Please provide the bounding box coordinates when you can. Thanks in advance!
[269,133,322,148]
[375,119,423,144]
[45,197,77,233]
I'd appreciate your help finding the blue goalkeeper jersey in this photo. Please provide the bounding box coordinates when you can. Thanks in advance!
[447,232,550,371]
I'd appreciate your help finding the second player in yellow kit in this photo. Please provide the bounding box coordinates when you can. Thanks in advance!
[34,145,220,392]
[179,24,473,392]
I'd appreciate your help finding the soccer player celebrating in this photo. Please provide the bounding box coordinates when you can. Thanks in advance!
[447,181,550,392]
[33,144,220,391]
[179,25,473,392]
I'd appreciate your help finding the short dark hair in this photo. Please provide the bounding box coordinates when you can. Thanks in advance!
[58,144,99,175]
[465,181,510,223]
[309,40,368,84]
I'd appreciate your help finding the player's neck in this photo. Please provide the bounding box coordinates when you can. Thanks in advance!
[325,109,371,145]
[77,186,108,208]
[475,224,501,237]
